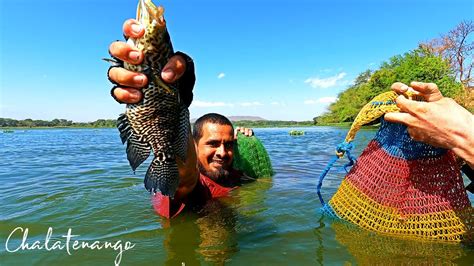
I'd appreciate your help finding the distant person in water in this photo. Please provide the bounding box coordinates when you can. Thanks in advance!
[107,19,255,218]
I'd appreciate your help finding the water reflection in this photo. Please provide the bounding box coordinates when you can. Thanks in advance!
[331,220,473,265]
[161,178,273,265]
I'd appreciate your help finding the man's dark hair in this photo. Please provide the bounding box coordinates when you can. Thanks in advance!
[193,113,234,141]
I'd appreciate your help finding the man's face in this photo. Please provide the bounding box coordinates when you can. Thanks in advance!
[197,123,234,180]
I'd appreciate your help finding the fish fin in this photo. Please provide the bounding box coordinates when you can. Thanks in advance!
[145,155,179,197]
[126,137,151,171]
[117,113,151,171]
[174,104,190,161]
[102,57,122,67]
[117,113,132,144]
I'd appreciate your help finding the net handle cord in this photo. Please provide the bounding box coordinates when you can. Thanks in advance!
[316,91,405,205]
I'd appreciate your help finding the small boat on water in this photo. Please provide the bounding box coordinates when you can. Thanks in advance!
[2,129,14,133]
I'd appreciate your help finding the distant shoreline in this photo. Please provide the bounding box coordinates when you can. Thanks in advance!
[1,118,364,129]
[0,123,362,130]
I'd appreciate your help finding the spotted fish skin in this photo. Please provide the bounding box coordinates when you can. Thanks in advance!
[117,0,190,197]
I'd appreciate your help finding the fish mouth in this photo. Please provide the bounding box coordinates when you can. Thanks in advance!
[137,0,165,27]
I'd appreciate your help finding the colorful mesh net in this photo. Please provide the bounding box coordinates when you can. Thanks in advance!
[233,132,274,179]
[317,91,474,243]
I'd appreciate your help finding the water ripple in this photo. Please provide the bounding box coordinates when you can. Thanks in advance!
[1,127,472,265]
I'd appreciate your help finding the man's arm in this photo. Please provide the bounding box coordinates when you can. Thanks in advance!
[108,19,200,201]
[384,82,474,168]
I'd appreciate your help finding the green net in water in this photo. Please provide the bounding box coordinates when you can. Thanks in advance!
[233,132,274,178]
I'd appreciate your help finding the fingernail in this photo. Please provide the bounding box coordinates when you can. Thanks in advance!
[130,90,141,100]
[131,23,143,34]
[400,85,409,92]
[133,75,145,86]
[161,69,175,81]
[129,51,140,62]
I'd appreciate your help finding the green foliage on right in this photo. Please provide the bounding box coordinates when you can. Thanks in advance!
[233,132,274,179]
[316,48,464,124]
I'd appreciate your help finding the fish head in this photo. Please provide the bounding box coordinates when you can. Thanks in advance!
[137,0,165,28]
[131,0,174,69]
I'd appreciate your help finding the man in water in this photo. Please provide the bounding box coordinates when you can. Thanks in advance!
[107,19,256,218]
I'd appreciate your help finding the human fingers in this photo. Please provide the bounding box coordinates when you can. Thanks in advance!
[112,87,143,104]
[234,127,241,138]
[109,41,143,65]
[244,128,254,137]
[384,112,416,126]
[406,127,438,146]
[123,19,145,39]
[406,127,424,142]
[391,82,409,95]
[410,81,443,102]
[161,55,187,83]
[394,95,429,115]
[108,67,148,88]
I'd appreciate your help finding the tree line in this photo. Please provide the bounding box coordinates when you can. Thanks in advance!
[233,120,314,128]
[315,20,473,124]
[0,118,314,129]
[0,118,117,128]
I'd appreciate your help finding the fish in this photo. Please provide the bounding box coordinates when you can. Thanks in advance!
[116,0,190,197]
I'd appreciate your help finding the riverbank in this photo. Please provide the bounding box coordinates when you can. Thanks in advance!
[1,126,115,130]
[0,123,379,131]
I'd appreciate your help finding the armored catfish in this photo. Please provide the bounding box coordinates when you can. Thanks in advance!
[116,0,190,197]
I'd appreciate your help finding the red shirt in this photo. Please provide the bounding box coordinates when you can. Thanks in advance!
[152,170,243,218]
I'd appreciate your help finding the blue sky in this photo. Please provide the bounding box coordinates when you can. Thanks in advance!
[1,0,473,122]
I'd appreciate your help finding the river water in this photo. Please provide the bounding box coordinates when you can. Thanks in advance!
[1,127,473,265]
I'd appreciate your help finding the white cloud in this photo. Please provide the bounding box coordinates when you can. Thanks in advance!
[305,72,347,89]
[318,97,338,103]
[217,73,225,79]
[304,97,338,105]
[239,101,263,107]
[270,101,287,106]
[191,100,233,108]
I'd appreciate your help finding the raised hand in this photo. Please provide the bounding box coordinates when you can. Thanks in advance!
[107,19,188,104]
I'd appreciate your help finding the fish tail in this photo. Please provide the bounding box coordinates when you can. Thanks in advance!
[144,154,179,197]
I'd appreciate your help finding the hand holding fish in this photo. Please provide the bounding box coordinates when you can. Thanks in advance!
[108,19,191,104]
[106,0,198,197]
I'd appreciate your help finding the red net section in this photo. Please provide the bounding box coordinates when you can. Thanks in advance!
[345,140,470,215]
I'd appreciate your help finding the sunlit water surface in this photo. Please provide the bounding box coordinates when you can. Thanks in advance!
[1,128,473,265]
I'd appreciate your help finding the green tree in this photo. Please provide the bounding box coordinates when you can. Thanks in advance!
[316,48,464,124]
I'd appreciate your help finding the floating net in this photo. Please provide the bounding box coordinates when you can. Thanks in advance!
[233,132,274,179]
[317,91,474,243]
